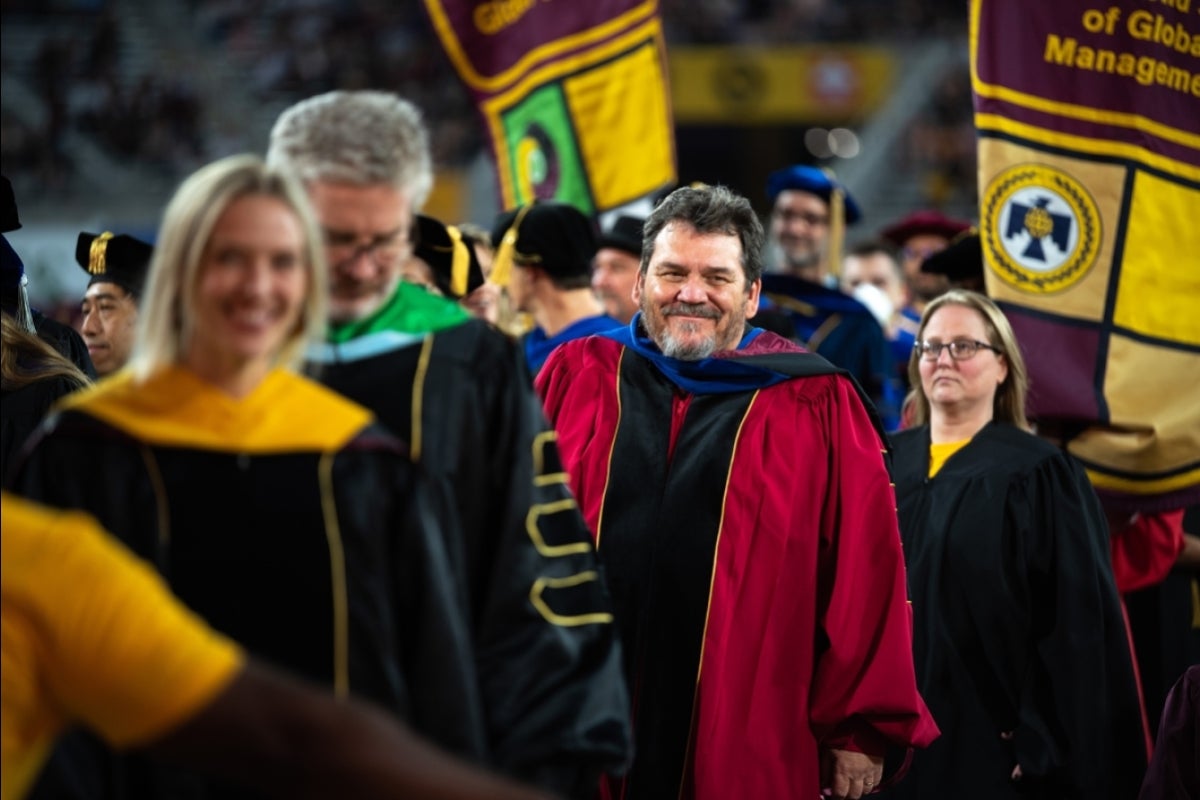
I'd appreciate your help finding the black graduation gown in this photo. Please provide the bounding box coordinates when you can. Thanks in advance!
[33,310,96,380]
[884,422,1147,800]
[307,317,632,796]
[759,273,892,410]
[7,366,483,799]
[1,375,82,478]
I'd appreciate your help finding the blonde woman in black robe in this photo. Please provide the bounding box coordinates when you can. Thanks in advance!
[8,155,483,799]
[883,290,1147,800]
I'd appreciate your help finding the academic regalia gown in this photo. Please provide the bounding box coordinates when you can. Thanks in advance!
[536,318,938,800]
[307,287,632,795]
[885,422,1149,799]
[1,375,83,478]
[1139,664,1200,800]
[760,273,892,413]
[6,366,483,799]
[32,311,96,380]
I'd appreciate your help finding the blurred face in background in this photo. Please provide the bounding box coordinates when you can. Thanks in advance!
[305,181,413,323]
[79,282,138,376]
[506,262,537,314]
[900,233,951,304]
[591,247,640,324]
[841,251,906,315]
[769,190,829,275]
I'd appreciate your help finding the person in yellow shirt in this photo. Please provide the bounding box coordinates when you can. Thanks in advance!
[0,492,554,800]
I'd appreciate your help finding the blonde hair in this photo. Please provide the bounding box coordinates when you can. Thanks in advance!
[1,312,91,392]
[907,289,1029,429]
[131,154,327,381]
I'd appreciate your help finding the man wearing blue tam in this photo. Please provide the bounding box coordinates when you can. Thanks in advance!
[765,164,861,284]
[759,165,895,425]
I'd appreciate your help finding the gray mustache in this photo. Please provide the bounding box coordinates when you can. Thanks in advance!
[664,304,719,319]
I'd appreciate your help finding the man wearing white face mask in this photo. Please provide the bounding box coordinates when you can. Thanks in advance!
[842,239,915,429]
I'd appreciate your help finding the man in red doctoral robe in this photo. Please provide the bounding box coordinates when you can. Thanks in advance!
[536,184,939,800]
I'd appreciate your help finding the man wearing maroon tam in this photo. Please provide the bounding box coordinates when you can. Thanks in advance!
[879,210,971,315]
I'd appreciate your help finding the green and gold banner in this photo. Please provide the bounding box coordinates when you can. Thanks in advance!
[971,0,1200,511]
[423,0,676,214]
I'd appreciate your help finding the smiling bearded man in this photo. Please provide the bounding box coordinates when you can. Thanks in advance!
[535,184,939,800]
[634,215,759,361]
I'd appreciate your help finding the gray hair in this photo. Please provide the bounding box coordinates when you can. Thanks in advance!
[642,185,765,285]
[266,90,433,209]
[131,154,328,380]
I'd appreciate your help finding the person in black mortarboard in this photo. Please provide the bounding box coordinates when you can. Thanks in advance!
[918,228,985,295]
[1,176,22,236]
[2,175,38,334]
[2,177,93,472]
[490,201,621,375]
[0,175,96,379]
[75,231,154,376]
[452,222,503,326]
[591,214,644,325]
[401,214,486,299]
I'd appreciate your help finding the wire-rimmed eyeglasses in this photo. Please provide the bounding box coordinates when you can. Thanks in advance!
[323,224,415,270]
[915,339,1002,361]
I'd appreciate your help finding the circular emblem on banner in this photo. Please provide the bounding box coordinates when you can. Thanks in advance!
[712,57,767,108]
[515,123,561,200]
[982,164,1101,293]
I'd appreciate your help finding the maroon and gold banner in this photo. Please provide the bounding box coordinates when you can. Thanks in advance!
[423,0,676,215]
[971,0,1200,511]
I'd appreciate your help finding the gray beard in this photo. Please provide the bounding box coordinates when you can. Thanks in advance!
[657,320,717,361]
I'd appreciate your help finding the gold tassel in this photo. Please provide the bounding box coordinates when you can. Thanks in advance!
[88,231,114,275]
[445,224,470,298]
[490,203,535,288]
[825,178,845,281]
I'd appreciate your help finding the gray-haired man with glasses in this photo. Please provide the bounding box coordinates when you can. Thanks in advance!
[267,90,632,798]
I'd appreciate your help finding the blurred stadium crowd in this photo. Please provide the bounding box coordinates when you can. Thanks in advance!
[2,0,972,210]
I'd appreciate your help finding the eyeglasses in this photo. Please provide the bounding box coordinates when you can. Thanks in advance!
[915,339,1002,361]
[902,245,945,262]
[323,224,414,269]
[772,209,829,227]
